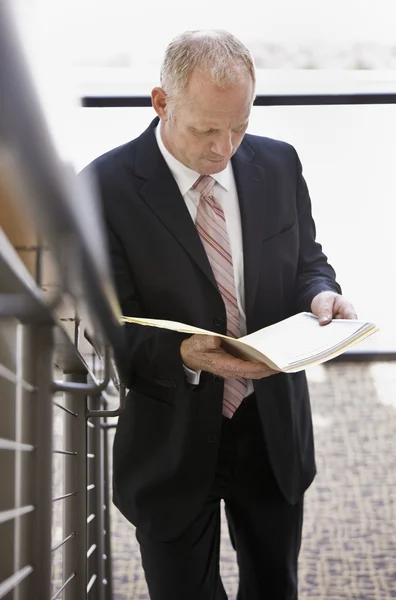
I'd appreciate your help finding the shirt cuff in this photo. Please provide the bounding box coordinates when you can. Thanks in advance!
[183,364,202,385]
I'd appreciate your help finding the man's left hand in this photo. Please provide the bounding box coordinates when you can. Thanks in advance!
[311,291,357,325]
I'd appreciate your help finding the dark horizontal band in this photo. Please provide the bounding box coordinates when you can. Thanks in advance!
[82,93,396,108]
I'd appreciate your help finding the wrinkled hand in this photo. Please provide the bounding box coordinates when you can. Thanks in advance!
[311,291,357,325]
[180,334,278,379]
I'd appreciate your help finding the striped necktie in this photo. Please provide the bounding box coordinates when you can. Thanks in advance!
[193,175,247,418]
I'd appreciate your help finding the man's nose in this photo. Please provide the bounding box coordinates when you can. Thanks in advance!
[210,133,233,157]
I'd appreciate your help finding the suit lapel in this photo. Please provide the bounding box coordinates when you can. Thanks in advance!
[133,122,271,314]
[232,141,269,328]
[135,120,218,290]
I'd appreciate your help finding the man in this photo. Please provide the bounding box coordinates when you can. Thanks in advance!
[85,30,356,600]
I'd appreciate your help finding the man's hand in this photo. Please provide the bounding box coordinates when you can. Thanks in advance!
[311,291,357,325]
[181,334,278,380]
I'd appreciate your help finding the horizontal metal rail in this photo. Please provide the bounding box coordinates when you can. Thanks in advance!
[0,438,34,452]
[0,363,35,391]
[50,573,76,600]
[52,492,77,503]
[0,566,34,599]
[53,346,111,394]
[87,544,97,559]
[51,532,77,553]
[0,505,35,524]
[87,574,97,594]
[53,402,78,417]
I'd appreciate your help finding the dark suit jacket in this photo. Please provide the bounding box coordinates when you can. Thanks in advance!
[85,117,341,542]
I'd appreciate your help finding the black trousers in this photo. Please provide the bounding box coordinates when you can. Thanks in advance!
[137,396,304,600]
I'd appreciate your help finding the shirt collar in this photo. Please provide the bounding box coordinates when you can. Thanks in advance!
[155,124,232,195]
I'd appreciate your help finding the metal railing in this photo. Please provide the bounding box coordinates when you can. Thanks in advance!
[0,232,126,600]
[0,2,127,598]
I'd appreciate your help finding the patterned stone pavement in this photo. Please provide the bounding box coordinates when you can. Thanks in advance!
[107,362,396,599]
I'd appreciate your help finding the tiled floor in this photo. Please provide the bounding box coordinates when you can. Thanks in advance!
[110,362,396,599]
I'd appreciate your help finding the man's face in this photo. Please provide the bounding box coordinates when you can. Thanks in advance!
[157,70,254,175]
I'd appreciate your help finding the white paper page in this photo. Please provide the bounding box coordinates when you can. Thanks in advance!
[240,313,370,369]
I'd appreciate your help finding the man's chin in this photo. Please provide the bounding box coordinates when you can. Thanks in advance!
[202,159,228,174]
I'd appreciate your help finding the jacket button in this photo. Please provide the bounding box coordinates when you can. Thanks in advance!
[213,316,225,328]
[206,433,218,443]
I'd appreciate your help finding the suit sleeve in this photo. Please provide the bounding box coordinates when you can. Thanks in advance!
[106,220,190,390]
[294,151,342,312]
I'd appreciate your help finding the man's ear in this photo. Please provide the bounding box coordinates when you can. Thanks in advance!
[152,87,169,120]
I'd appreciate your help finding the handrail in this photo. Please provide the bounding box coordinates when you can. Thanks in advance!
[1,8,122,597]
[0,0,126,363]
[0,232,104,379]
[0,566,34,599]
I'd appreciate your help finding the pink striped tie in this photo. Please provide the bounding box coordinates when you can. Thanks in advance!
[193,175,247,418]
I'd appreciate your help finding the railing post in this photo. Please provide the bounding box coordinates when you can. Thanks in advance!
[15,323,54,600]
[87,394,106,600]
[0,319,18,593]
[102,419,114,600]
[63,372,87,600]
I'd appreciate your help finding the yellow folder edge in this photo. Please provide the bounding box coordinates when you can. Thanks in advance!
[120,315,225,337]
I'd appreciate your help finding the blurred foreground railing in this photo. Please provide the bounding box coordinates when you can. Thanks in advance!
[0,2,127,598]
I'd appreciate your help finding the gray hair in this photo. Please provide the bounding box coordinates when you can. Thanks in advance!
[160,30,256,114]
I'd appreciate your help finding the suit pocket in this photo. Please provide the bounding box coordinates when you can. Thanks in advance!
[262,221,297,245]
[129,382,175,408]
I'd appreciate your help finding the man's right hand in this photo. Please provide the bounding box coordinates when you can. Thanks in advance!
[180,334,278,380]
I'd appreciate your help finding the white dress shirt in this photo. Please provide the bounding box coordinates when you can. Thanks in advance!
[155,125,254,397]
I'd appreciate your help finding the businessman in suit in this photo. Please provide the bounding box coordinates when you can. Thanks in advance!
[85,29,357,600]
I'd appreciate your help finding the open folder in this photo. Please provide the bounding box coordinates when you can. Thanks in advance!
[120,312,378,373]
